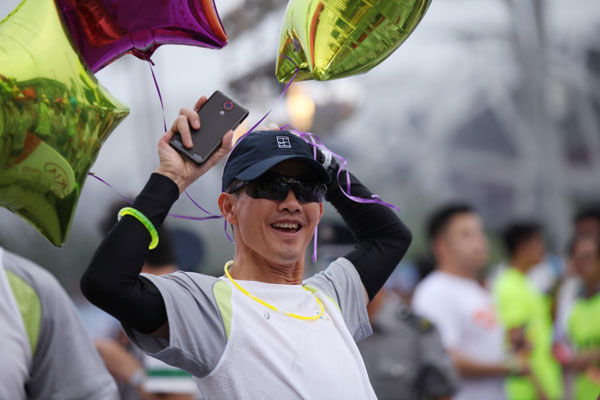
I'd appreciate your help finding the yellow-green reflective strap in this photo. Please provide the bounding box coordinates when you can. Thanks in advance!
[213,280,233,340]
[6,270,41,355]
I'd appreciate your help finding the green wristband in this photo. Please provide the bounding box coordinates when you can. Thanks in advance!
[118,207,159,250]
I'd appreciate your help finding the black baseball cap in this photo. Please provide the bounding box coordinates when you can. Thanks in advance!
[221,130,330,191]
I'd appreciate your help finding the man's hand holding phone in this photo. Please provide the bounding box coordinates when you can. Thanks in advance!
[155,96,234,194]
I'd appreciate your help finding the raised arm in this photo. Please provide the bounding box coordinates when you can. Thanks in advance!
[325,161,412,302]
[81,97,233,336]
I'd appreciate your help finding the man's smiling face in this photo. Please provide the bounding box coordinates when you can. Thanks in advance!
[230,159,324,266]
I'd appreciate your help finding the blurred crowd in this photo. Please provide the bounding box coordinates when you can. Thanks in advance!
[332,202,600,400]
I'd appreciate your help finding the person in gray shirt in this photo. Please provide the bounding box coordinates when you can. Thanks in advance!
[0,246,117,400]
[81,98,412,399]
[358,287,459,400]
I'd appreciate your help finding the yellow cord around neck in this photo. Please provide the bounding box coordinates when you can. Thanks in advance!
[224,261,325,321]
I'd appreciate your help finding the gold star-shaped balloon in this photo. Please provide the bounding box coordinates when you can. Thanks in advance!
[276,0,431,82]
[0,0,129,245]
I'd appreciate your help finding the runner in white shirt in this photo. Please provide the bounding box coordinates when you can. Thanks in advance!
[412,204,526,400]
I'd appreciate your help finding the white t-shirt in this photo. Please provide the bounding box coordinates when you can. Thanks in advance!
[126,257,376,399]
[412,271,506,400]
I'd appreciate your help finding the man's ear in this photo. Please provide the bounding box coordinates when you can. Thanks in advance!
[218,193,238,225]
[318,202,323,220]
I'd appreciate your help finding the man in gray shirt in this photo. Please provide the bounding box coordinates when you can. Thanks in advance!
[82,98,412,398]
[0,246,117,400]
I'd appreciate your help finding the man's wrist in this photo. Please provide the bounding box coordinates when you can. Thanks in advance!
[323,150,339,177]
[316,148,339,187]
[130,173,180,228]
[320,148,333,171]
[154,168,186,194]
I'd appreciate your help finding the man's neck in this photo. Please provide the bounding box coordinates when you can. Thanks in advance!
[509,256,534,273]
[437,263,476,280]
[584,275,600,298]
[228,249,305,285]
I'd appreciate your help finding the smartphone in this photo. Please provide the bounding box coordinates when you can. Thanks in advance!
[169,91,249,164]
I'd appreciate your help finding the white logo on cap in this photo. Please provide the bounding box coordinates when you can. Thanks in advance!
[276,136,291,149]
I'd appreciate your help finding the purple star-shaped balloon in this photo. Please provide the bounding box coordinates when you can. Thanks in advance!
[56,0,228,72]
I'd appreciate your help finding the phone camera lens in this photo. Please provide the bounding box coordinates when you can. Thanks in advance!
[223,101,233,111]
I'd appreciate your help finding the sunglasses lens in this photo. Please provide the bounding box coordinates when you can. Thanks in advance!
[245,178,326,203]
[246,180,288,201]
[294,183,326,203]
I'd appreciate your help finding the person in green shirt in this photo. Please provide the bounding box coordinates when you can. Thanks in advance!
[564,234,600,400]
[493,222,563,400]
[573,206,600,239]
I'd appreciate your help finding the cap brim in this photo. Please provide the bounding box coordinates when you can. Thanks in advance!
[235,155,330,184]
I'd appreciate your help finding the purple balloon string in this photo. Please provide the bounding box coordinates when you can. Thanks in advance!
[224,219,234,244]
[88,172,224,221]
[168,213,222,221]
[313,226,318,263]
[226,55,299,157]
[147,59,168,133]
[184,191,218,216]
[148,59,226,222]
[88,172,134,204]
[243,68,298,136]
[280,126,403,214]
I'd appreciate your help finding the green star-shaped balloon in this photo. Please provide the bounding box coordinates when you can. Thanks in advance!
[0,0,129,245]
[276,0,431,82]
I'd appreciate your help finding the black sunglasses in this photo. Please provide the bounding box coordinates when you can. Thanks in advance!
[227,176,327,203]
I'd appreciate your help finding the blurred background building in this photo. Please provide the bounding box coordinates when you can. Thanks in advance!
[1,0,599,286]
